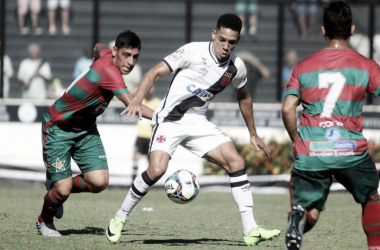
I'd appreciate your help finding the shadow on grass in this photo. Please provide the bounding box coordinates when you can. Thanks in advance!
[60,227,105,235]
[126,238,243,247]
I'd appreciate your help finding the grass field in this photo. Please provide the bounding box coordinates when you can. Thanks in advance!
[0,185,367,250]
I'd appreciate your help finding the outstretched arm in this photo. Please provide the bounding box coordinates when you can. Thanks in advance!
[116,92,155,120]
[236,85,270,156]
[281,95,300,143]
[124,61,171,121]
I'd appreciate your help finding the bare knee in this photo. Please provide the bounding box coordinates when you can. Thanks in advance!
[226,154,245,174]
[147,164,166,182]
[83,170,109,193]
[87,178,108,193]
[54,178,72,198]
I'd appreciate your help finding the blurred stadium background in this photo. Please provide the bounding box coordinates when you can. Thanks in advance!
[0,0,379,191]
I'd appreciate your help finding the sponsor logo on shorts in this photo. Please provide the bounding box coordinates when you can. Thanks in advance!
[186,84,215,102]
[99,155,107,159]
[52,158,66,172]
[325,128,341,141]
[156,135,166,143]
[309,141,357,151]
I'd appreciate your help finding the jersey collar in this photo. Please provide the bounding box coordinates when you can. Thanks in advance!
[208,42,230,67]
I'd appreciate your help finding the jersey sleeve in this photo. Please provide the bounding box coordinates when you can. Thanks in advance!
[232,57,247,89]
[99,66,129,95]
[163,43,194,73]
[285,65,301,99]
[368,59,380,97]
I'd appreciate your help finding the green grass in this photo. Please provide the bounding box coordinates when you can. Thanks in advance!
[0,186,367,250]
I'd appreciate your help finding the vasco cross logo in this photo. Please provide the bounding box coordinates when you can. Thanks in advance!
[156,135,166,143]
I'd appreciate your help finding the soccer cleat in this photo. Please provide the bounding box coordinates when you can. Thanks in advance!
[286,204,306,250]
[44,179,64,219]
[244,225,281,246]
[36,216,62,237]
[106,217,127,243]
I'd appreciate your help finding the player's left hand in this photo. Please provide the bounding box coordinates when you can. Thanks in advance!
[250,135,271,156]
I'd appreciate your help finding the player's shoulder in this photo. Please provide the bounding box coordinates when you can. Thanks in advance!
[230,53,246,71]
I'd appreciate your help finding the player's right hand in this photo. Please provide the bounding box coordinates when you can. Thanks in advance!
[121,98,143,122]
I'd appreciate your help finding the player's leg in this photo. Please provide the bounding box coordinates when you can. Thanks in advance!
[333,160,380,249]
[286,169,330,250]
[205,142,280,246]
[37,177,72,237]
[106,150,170,243]
[106,122,180,243]
[363,192,380,248]
[71,126,109,193]
[183,118,279,246]
[37,123,74,236]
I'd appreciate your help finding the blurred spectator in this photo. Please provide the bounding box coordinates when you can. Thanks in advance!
[17,0,43,35]
[48,0,71,36]
[18,43,52,99]
[108,40,142,94]
[131,86,161,181]
[1,55,14,98]
[281,50,298,101]
[73,43,93,79]
[47,77,65,99]
[235,0,259,36]
[296,0,317,39]
[233,51,270,101]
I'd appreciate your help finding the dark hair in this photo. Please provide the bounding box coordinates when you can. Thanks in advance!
[216,13,242,34]
[323,1,352,40]
[115,30,141,50]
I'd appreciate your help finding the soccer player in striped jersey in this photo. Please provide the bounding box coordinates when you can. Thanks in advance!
[36,30,154,237]
[106,13,281,246]
[282,1,380,249]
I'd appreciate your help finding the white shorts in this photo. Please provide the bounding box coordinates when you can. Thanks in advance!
[150,115,231,158]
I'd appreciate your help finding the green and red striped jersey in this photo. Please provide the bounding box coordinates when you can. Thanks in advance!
[44,48,129,129]
[286,48,380,171]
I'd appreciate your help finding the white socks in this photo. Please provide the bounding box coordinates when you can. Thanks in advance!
[115,173,151,220]
[230,173,257,236]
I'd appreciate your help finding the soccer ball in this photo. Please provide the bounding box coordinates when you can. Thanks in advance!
[164,169,200,204]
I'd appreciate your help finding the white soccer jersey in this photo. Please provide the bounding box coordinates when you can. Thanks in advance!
[152,42,247,126]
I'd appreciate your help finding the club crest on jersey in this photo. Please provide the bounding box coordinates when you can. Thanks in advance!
[168,49,184,61]
[52,158,66,172]
[187,84,215,102]
[221,72,232,87]
[156,135,166,143]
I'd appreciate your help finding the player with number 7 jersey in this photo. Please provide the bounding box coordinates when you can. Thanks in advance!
[282,2,380,249]
[285,48,380,171]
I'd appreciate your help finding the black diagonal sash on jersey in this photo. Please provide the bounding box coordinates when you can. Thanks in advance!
[162,60,238,122]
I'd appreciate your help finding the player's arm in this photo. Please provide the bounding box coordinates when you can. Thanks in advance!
[124,61,171,121]
[281,94,300,143]
[236,85,270,156]
[92,43,108,61]
[116,92,155,120]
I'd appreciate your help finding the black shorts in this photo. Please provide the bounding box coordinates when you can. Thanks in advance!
[134,137,150,155]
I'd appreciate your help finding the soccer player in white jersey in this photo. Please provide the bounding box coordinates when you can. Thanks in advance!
[106,13,281,246]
